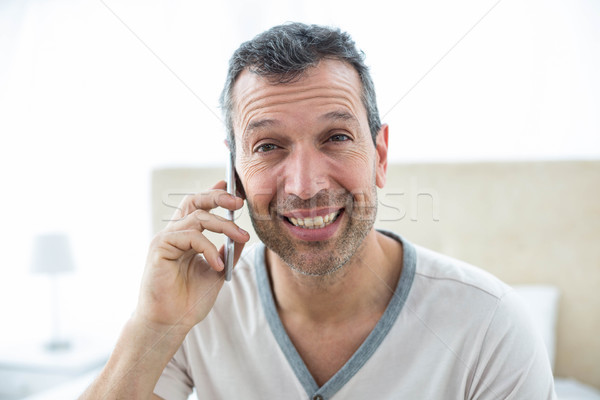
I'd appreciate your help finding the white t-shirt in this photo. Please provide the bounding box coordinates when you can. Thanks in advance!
[154,232,556,400]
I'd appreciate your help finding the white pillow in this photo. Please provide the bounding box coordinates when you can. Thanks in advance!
[512,285,560,371]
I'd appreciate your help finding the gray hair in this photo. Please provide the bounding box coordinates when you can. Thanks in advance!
[219,22,381,159]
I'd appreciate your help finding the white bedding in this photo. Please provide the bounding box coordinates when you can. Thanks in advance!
[555,378,600,400]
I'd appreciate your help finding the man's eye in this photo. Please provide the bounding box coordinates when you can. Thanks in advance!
[255,143,279,153]
[329,134,350,142]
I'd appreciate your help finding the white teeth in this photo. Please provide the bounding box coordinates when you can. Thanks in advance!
[287,211,340,229]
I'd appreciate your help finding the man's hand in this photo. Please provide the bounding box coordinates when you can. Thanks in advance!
[136,180,249,335]
[80,181,249,399]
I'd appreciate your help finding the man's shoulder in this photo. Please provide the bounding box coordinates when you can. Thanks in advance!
[410,242,512,301]
[402,243,555,398]
[405,242,544,359]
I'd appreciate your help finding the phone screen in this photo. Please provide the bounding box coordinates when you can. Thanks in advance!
[224,151,236,281]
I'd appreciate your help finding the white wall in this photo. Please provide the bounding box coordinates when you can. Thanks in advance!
[0,0,598,345]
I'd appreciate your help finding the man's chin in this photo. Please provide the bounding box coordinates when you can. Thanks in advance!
[272,251,349,278]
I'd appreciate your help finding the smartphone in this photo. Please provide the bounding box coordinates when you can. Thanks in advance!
[224,150,236,281]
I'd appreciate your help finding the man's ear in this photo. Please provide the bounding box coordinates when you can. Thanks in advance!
[375,124,389,189]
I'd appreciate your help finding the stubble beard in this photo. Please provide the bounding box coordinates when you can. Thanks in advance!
[248,186,378,277]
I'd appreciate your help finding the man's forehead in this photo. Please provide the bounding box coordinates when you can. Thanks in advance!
[233,60,361,105]
[231,59,365,134]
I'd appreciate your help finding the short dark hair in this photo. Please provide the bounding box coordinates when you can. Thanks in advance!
[219,22,381,158]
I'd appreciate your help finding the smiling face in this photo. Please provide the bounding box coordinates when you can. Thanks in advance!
[232,59,388,276]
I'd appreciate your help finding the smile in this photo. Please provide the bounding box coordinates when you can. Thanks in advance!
[285,210,341,229]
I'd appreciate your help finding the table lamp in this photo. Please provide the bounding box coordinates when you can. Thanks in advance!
[30,233,75,351]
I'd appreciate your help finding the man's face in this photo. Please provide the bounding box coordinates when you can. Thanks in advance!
[232,59,388,276]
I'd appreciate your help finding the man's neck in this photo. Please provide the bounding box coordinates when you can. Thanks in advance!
[266,230,403,325]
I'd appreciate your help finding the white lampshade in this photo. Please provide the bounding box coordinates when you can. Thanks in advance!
[31,233,75,274]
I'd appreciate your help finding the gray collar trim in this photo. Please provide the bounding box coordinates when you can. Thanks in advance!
[255,231,416,399]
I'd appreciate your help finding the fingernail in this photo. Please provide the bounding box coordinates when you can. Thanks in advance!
[217,257,225,270]
[238,227,248,236]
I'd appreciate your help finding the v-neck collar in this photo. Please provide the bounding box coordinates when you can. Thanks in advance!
[255,231,416,399]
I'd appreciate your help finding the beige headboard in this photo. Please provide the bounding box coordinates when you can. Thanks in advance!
[152,160,600,389]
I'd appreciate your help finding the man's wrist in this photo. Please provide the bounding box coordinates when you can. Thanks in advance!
[80,313,189,399]
[129,311,192,343]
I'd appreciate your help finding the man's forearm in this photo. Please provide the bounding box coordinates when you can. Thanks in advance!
[80,315,187,399]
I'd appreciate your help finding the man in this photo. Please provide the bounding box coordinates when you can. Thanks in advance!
[82,23,555,399]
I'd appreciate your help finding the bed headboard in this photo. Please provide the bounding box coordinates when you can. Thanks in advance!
[152,160,600,389]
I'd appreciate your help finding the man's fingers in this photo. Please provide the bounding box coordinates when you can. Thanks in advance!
[159,230,224,272]
[188,181,243,212]
[167,183,244,227]
[165,209,250,243]
[157,181,249,274]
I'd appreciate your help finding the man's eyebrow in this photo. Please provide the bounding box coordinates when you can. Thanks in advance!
[319,110,359,125]
[245,118,280,134]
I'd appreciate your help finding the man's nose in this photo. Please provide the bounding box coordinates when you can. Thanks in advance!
[282,146,329,200]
